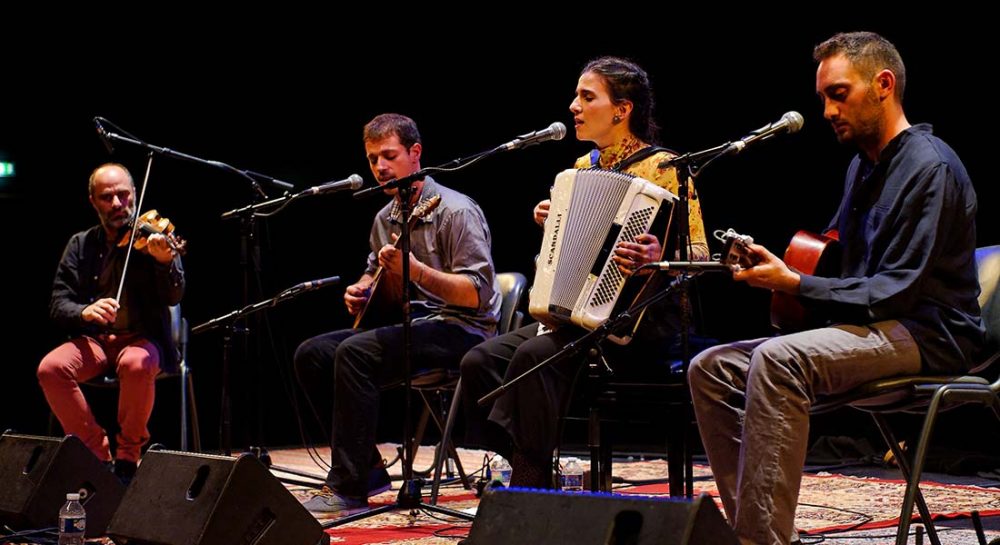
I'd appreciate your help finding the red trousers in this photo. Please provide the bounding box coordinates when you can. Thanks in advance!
[37,334,160,462]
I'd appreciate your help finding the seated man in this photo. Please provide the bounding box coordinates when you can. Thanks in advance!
[38,163,185,484]
[689,32,983,545]
[294,113,501,513]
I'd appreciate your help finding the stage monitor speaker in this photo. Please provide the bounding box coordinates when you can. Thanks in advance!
[106,450,329,545]
[466,488,738,545]
[0,432,125,538]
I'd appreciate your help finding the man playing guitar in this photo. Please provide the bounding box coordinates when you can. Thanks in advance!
[689,32,984,545]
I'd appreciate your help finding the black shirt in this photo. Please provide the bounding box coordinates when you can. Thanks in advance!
[49,225,185,371]
[799,124,984,373]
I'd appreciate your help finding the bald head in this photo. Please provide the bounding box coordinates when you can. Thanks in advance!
[88,163,136,235]
[89,163,134,196]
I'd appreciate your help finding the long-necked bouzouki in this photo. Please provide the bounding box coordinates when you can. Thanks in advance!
[353,195,442,330]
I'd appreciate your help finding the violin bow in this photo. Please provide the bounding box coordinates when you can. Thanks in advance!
[115,152,156,302]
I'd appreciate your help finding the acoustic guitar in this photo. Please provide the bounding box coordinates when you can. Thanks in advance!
[720,228,840,332]
[770,230,840,332]
[353,195,442,330]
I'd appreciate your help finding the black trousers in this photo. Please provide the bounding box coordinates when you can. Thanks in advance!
[461,322,676,465]
[294,320,485,497]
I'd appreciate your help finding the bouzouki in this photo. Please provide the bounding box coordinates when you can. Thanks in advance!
[719,228,840,332]
[353,195,442,330]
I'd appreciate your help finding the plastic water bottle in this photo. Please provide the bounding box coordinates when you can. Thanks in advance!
[489,455,512,488]
[561,457,584,491]
[58,492,85,545]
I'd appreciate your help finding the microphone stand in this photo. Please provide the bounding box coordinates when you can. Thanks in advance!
[478,274,687,407]
[477,265,728,497]
[191,278,340,462]
[656,141,743,496]
[96,118,295,456]
[649,129,788,495]
[326,141,536,529]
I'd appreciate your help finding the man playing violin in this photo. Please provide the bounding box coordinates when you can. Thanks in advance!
[687,32,983,545]
[293,113,501,514]
[37,162,184,484]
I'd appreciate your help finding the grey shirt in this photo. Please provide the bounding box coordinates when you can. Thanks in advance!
[366,177,500,338]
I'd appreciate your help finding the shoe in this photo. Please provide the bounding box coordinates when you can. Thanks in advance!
[367,466,392,497]
[113,460,137,486]
[302,486,368,514]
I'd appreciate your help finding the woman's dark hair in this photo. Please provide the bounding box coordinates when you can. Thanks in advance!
[582,56,659,143]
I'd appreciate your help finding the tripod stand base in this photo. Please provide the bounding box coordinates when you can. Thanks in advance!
[321,479,475,528]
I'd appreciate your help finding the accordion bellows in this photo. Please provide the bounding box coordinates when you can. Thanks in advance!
[529,168,676,336]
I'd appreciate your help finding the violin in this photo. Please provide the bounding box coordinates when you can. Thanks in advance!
[118,209,188,255]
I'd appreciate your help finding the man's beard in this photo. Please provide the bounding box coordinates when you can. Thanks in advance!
[103,208,135,233]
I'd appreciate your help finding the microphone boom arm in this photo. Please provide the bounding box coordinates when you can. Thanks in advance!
[658,111,804,172]
[353,122,566,200]
[221,175,363,220]
[191,276,340,334]
[92,117,294,199]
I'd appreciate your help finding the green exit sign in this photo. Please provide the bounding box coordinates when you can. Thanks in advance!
[0,162,13,177]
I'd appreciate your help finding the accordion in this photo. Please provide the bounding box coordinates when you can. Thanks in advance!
[528,168,677,340]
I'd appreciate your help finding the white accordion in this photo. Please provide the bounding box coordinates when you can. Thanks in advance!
[528,168,677,338]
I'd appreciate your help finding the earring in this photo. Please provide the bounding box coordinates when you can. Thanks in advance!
[612,115,622,124]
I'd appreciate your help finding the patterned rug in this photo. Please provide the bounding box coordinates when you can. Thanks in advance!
[272,445,1000,545]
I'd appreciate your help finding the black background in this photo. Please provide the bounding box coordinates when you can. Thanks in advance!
[2,15,996,459]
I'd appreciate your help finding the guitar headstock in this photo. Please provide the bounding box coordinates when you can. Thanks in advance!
[715,228,757,269]
[412,194,443,220]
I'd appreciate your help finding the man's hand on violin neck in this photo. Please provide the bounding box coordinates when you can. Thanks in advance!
[146,234,175,264]
[82,298,119,325]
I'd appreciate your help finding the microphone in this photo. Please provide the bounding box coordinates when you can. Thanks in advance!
[643,261,736,272]
[497,122,567,151]
[302,174,364,196]
[284,275,341,294]
[94,117,114,155]
[728,111,804,154]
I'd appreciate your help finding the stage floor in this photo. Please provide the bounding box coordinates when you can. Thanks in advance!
[270,443,1000,545]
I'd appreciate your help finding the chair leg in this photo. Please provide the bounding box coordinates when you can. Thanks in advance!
[410,391,435,473]
[587,404,603,492]
[599,425,613,492]
[184,369,201,453]
[872,412,942,545]
[445,442,472,491]
[180,366,189,452]
[685,402,695,499]
[424,388,472,491]
[667,413,684,497]
[430,380,463,504]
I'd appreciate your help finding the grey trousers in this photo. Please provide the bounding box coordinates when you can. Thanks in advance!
[688,321,921,545]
